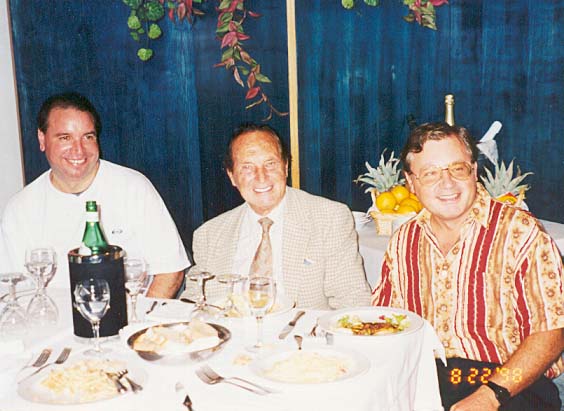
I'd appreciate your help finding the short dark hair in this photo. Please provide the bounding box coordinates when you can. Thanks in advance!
[400,122,479,173]
[37,92,102,137]
[223,123,290,171]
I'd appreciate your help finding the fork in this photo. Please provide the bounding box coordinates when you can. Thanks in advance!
[308,318,319,336]
[115,369,143,393]
[19,347,71,382]
[196,365,275,395]
[20,348,52,373]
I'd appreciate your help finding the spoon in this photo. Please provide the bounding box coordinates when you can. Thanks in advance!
[294,334,303,350]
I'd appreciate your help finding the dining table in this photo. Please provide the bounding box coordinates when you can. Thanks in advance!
[355,212,564,288]
[0,287,445,411]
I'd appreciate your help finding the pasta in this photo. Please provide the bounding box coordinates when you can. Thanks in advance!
[263,351,349,383]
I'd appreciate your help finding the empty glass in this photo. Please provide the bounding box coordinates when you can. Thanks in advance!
[0,272,27,338]
[245,276,276,352]
[74,278,111,356]
[216,273,243,317]
[25,247,58,326]
[187,270,221,321]
[123,257,147,323]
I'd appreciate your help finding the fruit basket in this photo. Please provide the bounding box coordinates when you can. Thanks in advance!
[355,151,421,236]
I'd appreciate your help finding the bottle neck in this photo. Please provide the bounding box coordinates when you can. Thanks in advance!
[85,211,99,223]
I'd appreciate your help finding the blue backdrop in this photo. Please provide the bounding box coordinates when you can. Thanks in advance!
[9,1,564,251]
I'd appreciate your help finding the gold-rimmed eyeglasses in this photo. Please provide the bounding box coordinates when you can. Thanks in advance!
[411,161,474,186]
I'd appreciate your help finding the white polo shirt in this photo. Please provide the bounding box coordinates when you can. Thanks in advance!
[1,160,190,289]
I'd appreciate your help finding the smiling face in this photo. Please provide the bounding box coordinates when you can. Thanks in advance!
[227,130,288,216]
[405,137,478,229]
[38,108,100,194]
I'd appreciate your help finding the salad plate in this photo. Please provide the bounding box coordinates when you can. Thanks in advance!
[318,306,423,337]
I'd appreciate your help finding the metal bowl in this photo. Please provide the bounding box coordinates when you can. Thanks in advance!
[127,321,231,365]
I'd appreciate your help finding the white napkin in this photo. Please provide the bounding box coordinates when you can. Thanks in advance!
[477,121,502,165]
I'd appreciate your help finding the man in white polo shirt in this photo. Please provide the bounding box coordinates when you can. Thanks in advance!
[1,92,189,298]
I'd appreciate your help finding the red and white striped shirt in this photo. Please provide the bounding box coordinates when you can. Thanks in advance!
[372,184,564,377]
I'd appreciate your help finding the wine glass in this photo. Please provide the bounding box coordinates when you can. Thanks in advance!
[216,273,243,317]
[0,272,28,338]
[25,247,59,326]
[74,278,111,356]
[245,276,276,352]
[186,270,221,321]
[123,257,147,323]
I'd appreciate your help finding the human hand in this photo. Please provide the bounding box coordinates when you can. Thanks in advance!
[449,385,499,411]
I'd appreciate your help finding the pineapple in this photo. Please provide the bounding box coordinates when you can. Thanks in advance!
[355,150,405,194]
[480,160,533,205]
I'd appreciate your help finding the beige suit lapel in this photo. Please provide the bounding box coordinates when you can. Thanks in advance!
[282,188,311,303]
[212,205,245,275]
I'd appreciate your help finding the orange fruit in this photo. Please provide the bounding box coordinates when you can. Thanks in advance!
[400,197,422,212]
[409,192,419,200]
[396,204,417,214]
[497,193,517,205]
[391,185,410,203]
[375,191,397,212]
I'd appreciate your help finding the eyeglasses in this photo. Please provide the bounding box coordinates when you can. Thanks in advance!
[411,161,474,186]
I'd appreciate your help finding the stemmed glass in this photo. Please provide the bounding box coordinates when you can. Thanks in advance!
[123,257,147,323]
[187,270,221,321]
[245,276,276,352]
[216,273,243,317]
[74,278,111,356]
[25,247,58,326]
[0,272,28,337]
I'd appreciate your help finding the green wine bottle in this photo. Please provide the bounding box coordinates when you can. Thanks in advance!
[79,201,110,255]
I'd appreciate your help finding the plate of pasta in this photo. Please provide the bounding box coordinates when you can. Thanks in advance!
[318,306,423,337]
[17,357,147,404]
[250,346,369,384]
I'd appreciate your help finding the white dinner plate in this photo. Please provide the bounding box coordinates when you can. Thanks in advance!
[250,346,369,384]
[18,356,147,405]
[318,306,423,337]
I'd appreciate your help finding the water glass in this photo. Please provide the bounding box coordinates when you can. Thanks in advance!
[123,257,147,322]
[74,278,111,356]
[216,273,243,317]
[187,270,221,321]
[0,272,27,338]
[25,247,59,326]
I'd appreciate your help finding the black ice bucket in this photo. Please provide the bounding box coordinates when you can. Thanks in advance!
[68,246,128,338]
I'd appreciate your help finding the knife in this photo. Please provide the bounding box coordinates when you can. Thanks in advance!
[182,394,194,411]
[278,310,306,339]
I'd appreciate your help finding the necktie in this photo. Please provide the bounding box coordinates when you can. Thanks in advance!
[249,217,273,277]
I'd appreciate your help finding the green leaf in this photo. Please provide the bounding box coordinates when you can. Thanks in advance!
[255,73,271,83]
[216,22,230,35]
[138,48,153,61]
[123,0,142,8]
[220,12,233,23]
[238,66,249,75]
[148,23,162,39]
[219,0,231,9]
[130,31,140,41]
[364,0,379,6]
[221,48,234,61]
[341,0,355,9]
[127,15,141,30]
[143,1,165,21]
[166,1,176,9]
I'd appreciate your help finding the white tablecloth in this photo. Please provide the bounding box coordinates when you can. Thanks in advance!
[1,290,444,411]
[356,214,564,289]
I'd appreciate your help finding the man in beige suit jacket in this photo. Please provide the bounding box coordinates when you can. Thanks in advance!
[182,124,370,309]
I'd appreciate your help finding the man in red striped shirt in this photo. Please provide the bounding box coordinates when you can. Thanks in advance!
[372,123,564,411]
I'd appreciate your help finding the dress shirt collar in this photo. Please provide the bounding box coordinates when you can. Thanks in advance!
[415,183,492,232]
[245,192,287,225]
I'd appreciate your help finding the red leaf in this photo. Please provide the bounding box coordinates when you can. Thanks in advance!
[177,3,187,20]
[220,31,237,48]
[245,87,260,100]
[233,68,244,87]
[228,21,238,31]
[236,32,250,41]
[247,72,256,88]
[168,8,175,21]
[227,1,238,12]
[248,11,261,18]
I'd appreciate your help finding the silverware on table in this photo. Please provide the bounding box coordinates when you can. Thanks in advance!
[116,369,143,393]
[19,347,71,382]
[179,298,223,311]
[308,318,319,337]
[175,382,194,411]
[145,301,158,315]
[294,334,303,350]
[278,310,306,339]
[195,364,275,395]
[108,372,128,394]
[20,348,52,373]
